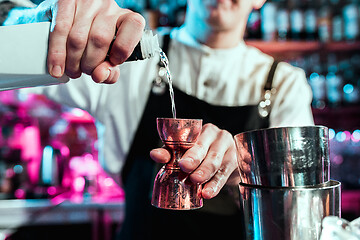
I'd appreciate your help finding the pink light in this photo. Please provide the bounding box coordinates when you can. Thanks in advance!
[71,108,86,117]
[83,154,99,175]
[62,176,72,187]
[22,126,42,185]
[69,154,101,176]
[344,131,351,141]
[69,156,83,171]
[21,126,41,161]
[5,168,15,178]
[60,146,70,157]
[51,193,68,205]
[73,176,85,193]
[47,186,57,195]
[103,177,114,187]
[14,189,25,199]
[331,155,344,165]
[62,108,95,123]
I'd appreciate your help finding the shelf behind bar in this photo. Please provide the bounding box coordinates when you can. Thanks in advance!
[245,40,360,54]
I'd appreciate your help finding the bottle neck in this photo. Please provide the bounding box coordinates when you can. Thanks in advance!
[125,29,159,62]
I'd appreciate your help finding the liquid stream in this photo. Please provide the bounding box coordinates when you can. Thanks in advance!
[159,49,177,119]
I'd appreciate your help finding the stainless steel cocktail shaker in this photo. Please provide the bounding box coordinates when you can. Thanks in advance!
[234,126,341,240]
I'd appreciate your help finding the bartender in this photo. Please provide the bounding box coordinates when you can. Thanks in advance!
[1,0,314,239]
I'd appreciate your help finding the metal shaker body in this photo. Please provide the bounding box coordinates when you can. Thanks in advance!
[239,180,341,240]
[234,126,341,240]
[234,126,330,187]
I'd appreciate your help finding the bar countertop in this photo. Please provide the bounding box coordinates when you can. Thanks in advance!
[0,196,125,239]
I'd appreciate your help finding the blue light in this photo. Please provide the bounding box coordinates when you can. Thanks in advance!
[326,72,336,80]
[329,128,336,140]
[252,191,262,240]
[309,72,319,81]
[343,84,354,94]
[42,146,54,185]
[335,131,346,142]
[13,165,23,174]
[352,130,360,142]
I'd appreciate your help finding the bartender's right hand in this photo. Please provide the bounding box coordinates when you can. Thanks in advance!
[8,0,145,83]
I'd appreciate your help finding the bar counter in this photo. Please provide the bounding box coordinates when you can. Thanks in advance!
[0,197,125,240]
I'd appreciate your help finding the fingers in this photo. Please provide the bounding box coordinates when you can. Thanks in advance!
[108,12,145,65]
[84,10,145,81]
[91,62,119,83]
[150,148,171,164]
[65,13,95,78]
[80,13,115,75]
[202,148,237,199]
[47,0,75,78]
[179,124,218,173]
[189,136,229,183]
[64,0,105,78]
[47,0,145,83]
[179,124,238,199]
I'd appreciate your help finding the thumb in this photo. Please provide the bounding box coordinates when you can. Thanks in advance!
[150,148,171,164]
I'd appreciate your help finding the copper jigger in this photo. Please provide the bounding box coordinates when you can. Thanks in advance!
[151,117,203,210]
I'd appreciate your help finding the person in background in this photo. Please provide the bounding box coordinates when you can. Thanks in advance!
[0,0,314,239]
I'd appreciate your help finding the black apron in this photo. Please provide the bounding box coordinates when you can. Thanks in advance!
[118,36,279,240]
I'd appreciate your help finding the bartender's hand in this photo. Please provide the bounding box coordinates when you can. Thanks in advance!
[150,123,240,199]
[6,0,145,83]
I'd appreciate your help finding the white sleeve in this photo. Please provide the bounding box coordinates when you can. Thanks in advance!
[270,62,315,128]
[19,74,108,119]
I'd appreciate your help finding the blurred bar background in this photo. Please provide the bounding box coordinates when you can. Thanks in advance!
[0,0,359,239]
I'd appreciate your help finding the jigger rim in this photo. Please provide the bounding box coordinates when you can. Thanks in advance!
[156,117,203,145]
[156,117,203,122]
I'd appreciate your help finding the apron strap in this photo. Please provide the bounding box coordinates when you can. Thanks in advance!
[264,59,279,91]
[258,59,279,118]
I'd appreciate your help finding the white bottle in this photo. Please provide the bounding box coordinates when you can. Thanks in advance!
[0,22,159,91]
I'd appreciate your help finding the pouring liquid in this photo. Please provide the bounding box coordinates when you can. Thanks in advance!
[159,49,177,119]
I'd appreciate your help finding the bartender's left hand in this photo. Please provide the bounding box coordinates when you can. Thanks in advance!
[150,123,239,199]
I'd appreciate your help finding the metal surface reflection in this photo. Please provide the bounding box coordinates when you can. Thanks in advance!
[239,180,341,240]
[234,126,330,187]
[234,126,341,240]
[151,118,203,210]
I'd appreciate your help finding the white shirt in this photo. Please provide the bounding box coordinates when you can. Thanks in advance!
[22,26,314,177]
